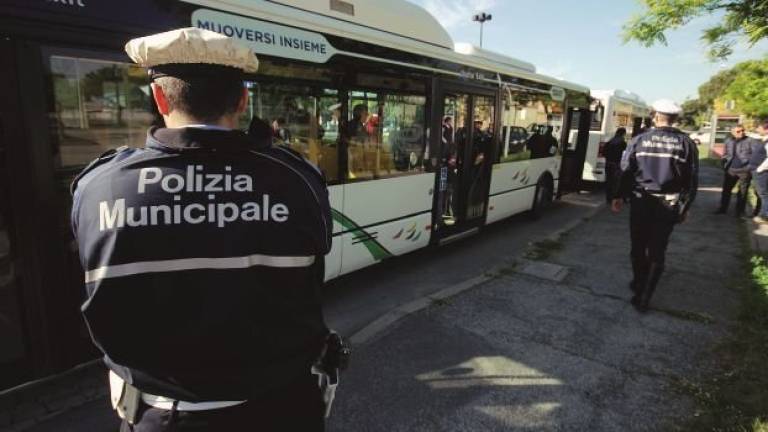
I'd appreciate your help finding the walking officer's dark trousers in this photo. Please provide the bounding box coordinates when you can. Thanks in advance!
[629,194,677,311]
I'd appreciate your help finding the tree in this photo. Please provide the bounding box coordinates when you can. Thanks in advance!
[680,98,707,128]
[623,0,768,60]
[698,67,740,106]
[723,59,768,117]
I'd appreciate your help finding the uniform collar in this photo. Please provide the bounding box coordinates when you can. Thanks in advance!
[655,126,681,133]
[146,126,265,152]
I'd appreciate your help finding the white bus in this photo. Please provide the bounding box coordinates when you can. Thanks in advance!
[0,0,592,384]
[582,90,650,182]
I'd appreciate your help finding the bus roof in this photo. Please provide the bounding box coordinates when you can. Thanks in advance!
[454,43,536,73]
[591,89,648,107]
[453,44,590,94]
[183,0,454,49]
[182,0,590,95]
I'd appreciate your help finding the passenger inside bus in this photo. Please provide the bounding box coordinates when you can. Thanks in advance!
[271,117,291,145]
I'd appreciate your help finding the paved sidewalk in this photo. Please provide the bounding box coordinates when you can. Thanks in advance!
[329,165,744,431]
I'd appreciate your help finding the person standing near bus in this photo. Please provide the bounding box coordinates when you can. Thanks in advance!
[70,28,343,431]
[750,119,768,223]
[603,127,627,204]
[611,99,698,313]
[714,125,752,216]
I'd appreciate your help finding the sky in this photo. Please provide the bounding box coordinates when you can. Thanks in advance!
[407,0,768,104]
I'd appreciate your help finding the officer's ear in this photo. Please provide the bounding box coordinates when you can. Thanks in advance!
[151,83,171,116]
[236,87,249,115]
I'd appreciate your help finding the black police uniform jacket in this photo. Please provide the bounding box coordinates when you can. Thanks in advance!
[616,126,699,213]
[71,126,332,402]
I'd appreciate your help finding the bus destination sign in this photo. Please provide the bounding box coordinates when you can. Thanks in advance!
[192,9,338,64]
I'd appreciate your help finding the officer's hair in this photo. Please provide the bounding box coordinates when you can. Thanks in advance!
[615,127,626,136]
[155,76,243,123]
[655,112,677,124]
[760,119,768,130]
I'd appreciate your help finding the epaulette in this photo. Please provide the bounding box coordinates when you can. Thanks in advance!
[70,146,129,196]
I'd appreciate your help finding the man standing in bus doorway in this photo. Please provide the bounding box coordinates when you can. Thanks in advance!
[70,28,343,431]
[441,116,457,223]
[611,100,698,313]
[714,125,753,217]
[749,119,768,223]
[603,127,627,204]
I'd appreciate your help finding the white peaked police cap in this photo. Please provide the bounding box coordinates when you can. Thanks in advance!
[124,27,259,74]
[651,99,682,115]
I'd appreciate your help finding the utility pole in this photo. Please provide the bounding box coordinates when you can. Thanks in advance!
[472,12,492,48]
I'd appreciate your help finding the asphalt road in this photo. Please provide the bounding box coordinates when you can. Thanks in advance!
[22,192,602,432]
[329,166,742,431]
[323,192,602,338]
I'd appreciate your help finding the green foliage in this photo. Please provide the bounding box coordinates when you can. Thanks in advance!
[623,0,768,60]
[675,252,768,431]
[680,98,708,127]
[699,67,741,107]
[724,59,768,118]
[681,59,768,121]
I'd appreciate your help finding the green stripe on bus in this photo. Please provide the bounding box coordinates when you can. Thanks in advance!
[331,209,394,261]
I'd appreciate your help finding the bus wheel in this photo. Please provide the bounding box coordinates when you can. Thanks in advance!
[530,177,553,219]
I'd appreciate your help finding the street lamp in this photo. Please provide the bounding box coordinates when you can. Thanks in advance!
[472,12,492,48]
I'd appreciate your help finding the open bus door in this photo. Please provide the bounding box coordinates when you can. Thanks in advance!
[631,116,644,137]
[558,106,591,194]
[433,84,496,243]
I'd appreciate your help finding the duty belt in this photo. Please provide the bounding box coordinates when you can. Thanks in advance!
[634,191,680,202]
[649,193,680,202]
[109,371,245,421]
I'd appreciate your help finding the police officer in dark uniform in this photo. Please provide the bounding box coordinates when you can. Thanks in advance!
[714,125,752,216]
[611,99,698,313]
[603,127,627,204]
[70,28,341,431]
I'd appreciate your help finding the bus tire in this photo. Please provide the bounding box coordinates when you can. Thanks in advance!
[530,176,554,219]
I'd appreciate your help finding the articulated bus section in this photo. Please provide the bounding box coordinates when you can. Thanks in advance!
[0,0,592,388]
[583,90,651,183]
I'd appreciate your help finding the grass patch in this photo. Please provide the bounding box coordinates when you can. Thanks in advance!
[524,238,563,261]
[674,251,768,431]
[431,297,452,307]
[698,143,723,168]
[492,261,519,277]
[656,308,716,324]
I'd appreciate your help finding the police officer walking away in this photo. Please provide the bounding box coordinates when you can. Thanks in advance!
[714,124,752,216]
[71,28,341,431]
[603,127,627,204]
[611,99,698,313]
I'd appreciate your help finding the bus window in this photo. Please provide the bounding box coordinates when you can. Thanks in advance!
[590,101,604,131]
[346,91,427,181]
[249,83,340,183]
[48,56,153,172]
[498,90,563,162]
[566,110,582,151]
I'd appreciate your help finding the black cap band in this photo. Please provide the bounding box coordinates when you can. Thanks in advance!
[149,63,244,80]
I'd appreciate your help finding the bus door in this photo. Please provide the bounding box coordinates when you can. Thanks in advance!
[435,90,495,241]
[558,106,591,194]
[0,42,31,387]
[631,116,643,137]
